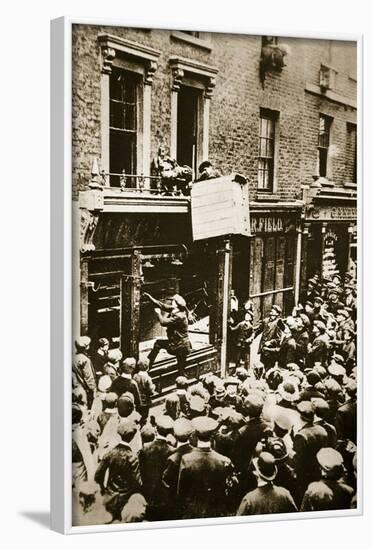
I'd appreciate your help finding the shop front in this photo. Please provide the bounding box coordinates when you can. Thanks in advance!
[77,190,235,389]
[232,206,302,323]
[302,201,357,289]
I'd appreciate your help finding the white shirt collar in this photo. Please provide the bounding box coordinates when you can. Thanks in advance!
[197,440,211,449]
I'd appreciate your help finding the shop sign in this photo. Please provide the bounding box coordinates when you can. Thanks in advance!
[306,205,357,221]
[250,214,295,234]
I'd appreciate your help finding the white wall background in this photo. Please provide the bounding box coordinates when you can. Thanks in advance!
[0,0,370,547]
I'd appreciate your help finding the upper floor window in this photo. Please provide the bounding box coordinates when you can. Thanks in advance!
[346,122,357,183]
[109,68,140,187]
[171,30,212,51]
[98,33,160,189]
[258,109,278,191]
[177,85,202,173]
[318,114,332,178]
[181,30,201,38]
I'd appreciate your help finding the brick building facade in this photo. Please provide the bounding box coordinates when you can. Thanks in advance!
[73,24,357,383]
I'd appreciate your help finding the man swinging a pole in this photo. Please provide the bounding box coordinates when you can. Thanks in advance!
[144,292,192,377]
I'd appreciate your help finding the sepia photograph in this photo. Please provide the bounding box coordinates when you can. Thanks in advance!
[68,22,359,529]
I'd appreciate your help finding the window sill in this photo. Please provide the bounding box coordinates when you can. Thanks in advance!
[256,192,280,202]
[171,31,212,51]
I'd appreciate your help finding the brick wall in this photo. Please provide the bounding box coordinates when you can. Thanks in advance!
[72,25,357,202]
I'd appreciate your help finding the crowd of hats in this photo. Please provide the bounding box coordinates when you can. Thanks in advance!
[71,271,357,523]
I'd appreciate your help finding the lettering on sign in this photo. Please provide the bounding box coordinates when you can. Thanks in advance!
[250,215,295,234]
[307,206,357,221]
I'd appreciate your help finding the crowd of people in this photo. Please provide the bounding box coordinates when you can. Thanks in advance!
[72,270,357,526]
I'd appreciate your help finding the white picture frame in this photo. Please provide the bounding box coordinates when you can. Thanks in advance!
[51,16,363,534]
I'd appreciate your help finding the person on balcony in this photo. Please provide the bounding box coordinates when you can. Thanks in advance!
[144,292,192,378]
[195,160,221,182]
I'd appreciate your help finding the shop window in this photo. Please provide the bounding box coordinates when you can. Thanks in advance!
[318,114,332,178]
[109,68,140,187]
[249,232,295,321]
[346,123,357,183]
[258,109,278,191]
[177,85,201,173]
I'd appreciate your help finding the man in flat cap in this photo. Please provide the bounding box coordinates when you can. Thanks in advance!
[138,415,175,521]
[255,305,285,372]
[91,337,110,377]
[195,160,221,182]
[293,401,328,501]
[307,321,330,367]
[300,448,354,511]
[236,451,297,516]
[144,292,191,378]
[110,358,141,409]
[177,416,235,519]
[327,290,345,317]
[313,296,328,324]
[73,336,97,408]
[162,417,195,519]
[94,419,142,521]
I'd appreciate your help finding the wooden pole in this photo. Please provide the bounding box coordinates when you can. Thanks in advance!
[120,250,142,359]
[294,225,302,305]
[220,238,231,379]
[80,257,89,336]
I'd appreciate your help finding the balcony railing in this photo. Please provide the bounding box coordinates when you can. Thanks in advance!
[100,170,192,197]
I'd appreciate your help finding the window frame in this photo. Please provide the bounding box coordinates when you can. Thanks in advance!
[318,114,333,179]
[169,57,218,179]
[257,108,279,193]
[346,122,357,184]
[109,67,141,187]
[98,34,160,187]
[171,30,212,51]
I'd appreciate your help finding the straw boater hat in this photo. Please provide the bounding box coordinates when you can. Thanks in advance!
[317,448,344,479]
[277,380,300,403]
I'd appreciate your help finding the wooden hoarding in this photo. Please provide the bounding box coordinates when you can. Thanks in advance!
[191,175,250,241]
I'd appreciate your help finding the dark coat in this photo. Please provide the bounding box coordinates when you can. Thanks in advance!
[110,375,141,409]
[237,484,297,515]
[335,399,357,444]
[158,309,191,354]
[315,419,338,448]
[278,336,297,368]
[177,446,233,519]
[257,318,284,354]
[294,329,310,365]
[300,479,354,511]
[138,438,175,508]
[293,423,328,495]
[236,417,272,474]
[94,442,142,519]
[308,334,329,366]
[214,426,241,467]
[162,443,194,492]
